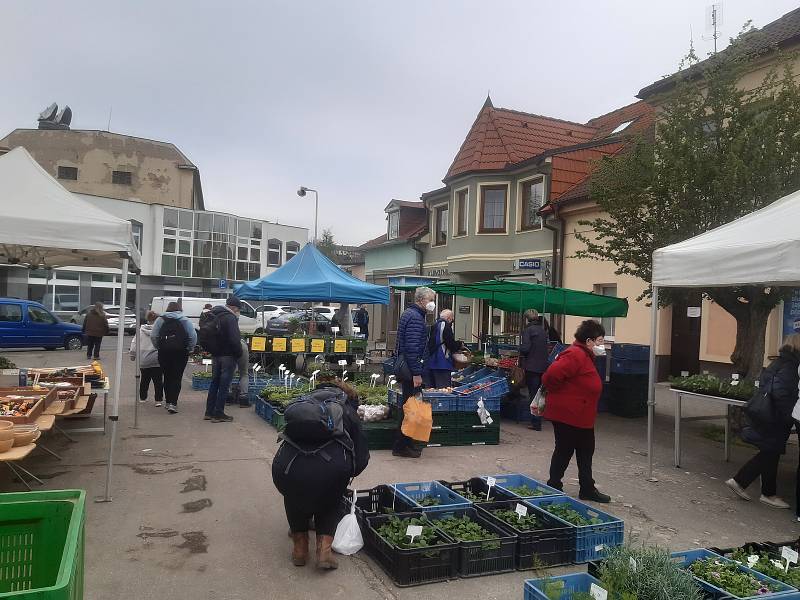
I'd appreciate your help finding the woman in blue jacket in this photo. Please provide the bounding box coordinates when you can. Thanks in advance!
[424,309,464,389]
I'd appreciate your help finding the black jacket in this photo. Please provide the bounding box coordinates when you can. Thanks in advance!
[209,305,243,358]
[742,348,800,453]
[520,321,549,373]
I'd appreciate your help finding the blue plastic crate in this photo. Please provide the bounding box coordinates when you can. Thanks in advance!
[392,481,472,512]
[461,367,498,384]
[420,391,458,412]
[387,389,398,406]
[670,549,797,599]
[547,343,569,365]
[456,395,501,412]
[611,343,650,361]
[254,398,271,423]
[481,474,564,500]
[524,573,605,600]
[610,358,649,375]
[527,497,624,563]
[191,375,212,390]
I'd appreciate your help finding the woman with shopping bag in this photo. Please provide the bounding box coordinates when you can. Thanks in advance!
[725,334,800,509]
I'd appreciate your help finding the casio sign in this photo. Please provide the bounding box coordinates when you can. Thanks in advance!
[516,258,542,270]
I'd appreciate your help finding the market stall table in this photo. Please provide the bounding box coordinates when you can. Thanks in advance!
[671,388,746,468]
[0,443,40,490]
[33,414,61,461]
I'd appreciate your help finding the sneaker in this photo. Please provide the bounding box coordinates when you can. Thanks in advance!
[154,401,163,407]
[725,478,751,501]
[760,495,790,509]
[212,414,233,423]
[203,414,213,421]
[139,398,148,403]
[579,488,611,503]
[166,404,178,414]
[391,447,421,458]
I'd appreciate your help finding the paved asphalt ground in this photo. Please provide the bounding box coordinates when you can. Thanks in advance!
[2,341,800,600]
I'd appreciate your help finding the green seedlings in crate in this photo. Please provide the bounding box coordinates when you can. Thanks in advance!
[729,547,800,588]
[505,484,545,497]
[434,515,500,550]
[598,545,704,600]
[459,489,496,503]
[689,556,780,598]
[491,509,541,530]
[417,496,441,507]
[376,516,442,549]
[542,503,602,526]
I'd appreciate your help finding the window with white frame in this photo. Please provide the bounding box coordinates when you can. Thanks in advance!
[520,177,545,231]
[267,239,282,267]
[596,284,617,336]
[387,211,399,240]
[433,204,448,246]
[129,220,142,250]
[479,185,507,233]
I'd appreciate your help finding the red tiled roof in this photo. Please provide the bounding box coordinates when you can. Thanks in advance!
[359,204,427,250]
[550,143,624,200]
[586,101,655,139]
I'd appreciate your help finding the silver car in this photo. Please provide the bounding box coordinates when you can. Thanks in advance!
[71,305,137,334]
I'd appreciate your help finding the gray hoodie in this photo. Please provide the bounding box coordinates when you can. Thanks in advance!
[130,323,160,368]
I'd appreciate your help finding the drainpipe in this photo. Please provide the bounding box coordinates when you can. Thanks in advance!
[411,239,424,276]
[543,206,565,331]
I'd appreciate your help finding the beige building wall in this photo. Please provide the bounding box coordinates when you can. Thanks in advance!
[0,129,199,209]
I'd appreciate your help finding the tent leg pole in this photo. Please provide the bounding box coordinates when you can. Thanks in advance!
[134,274,141,429]
[97,256,128,503]
[647,285,659,482]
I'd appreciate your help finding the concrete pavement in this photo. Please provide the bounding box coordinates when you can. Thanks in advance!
[1,342,799,600]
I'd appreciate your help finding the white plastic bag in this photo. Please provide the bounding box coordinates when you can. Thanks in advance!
[332,496,363,555]
[530,386,546,416]
[792,397,800,422]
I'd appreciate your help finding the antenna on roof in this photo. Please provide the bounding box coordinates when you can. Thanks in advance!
[703,3,724,53]
[107,106,113,132]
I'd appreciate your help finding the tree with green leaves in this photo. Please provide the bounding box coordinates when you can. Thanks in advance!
[576,33,800,378]
[316,228,337,261]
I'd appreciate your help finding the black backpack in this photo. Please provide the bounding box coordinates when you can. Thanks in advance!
[198,311,221,354]
[159,318,188,353]
[283,387,351,445]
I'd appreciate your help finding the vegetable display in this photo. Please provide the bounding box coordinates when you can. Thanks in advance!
[0,399,37,418]
[505,484,545,497]
[542,503,602,526]
[490,509,542,531]
[689,557,780,597]
[376,516,443,549]
[434,515,500,549]
[458,488,498,503]
[417,496,441,507]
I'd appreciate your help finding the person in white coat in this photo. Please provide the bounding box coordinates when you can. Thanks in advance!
[130,311,163,407]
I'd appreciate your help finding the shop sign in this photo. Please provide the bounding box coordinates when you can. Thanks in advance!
[290,338,306,353]
[250,336,267,352]
[272,337,287,352]
[514,258,542,270]
[687,307,701,318]
[783,288,800,336]
[426,268,448,277]
[310,338,326,353]
[334,339,348,353]
[458,305,471,314]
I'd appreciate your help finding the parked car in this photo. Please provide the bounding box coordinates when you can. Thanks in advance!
[311,306,337,320]
[265,311,331,336]
[71,305,136,334]
[255,304,290,322]
[149,296,261,334]
[0,298,83,350]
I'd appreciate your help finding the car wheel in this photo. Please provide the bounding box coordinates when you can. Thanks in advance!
[254,328,265,335]
[65,336,83,351]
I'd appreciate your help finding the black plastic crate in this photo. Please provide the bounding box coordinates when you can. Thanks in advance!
[607,386,648,418]
[425,507,517,577]
[364,513,459,586]
[427,426,459,447]
[438,478,516,504]
[342,485,418,525]
[458,423,500,445]
[477,500,575,570]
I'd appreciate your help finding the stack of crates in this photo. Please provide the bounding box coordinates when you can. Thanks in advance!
[608,343,650,418]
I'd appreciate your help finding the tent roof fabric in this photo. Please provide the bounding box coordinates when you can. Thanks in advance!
[233,243,389,304]
[653,189,800,287]
[413,280,628,317]
[0,147,141,270]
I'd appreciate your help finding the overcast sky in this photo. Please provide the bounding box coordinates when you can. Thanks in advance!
[2,1,797,244]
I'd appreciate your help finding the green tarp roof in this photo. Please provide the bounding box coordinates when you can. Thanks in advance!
[393,279,628,318]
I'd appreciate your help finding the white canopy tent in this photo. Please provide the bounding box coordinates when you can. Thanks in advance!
[647,188,800,477]
[0,146,142,501]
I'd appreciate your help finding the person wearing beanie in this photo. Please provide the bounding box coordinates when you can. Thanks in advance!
[204,296,243,423]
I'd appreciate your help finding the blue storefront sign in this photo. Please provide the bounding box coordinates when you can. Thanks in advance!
[783,288,800,336]
[516,258,542,270]
[218,278,228,290]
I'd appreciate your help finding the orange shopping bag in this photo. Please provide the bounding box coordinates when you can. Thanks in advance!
[401,394,433,442]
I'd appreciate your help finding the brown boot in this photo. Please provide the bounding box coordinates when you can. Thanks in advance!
[316,534,338,570]
[291,532,309,567]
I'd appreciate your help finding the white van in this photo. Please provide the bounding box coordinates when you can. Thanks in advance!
[149,297,261,334]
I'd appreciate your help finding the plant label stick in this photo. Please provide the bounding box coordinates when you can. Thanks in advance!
[781,546,798,571]
[515,503,527,520]
[629,557,637,572]
[486,477,496,501]
[747,555,759,568]
[589,583,608,600]
[406,524,423,544]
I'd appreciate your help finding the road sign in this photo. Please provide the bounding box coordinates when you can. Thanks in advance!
[218,279,228,289]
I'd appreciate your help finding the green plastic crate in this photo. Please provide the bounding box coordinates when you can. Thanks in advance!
[427,426,459,447]
[0,489,85,600]
[432,412,461,429]
[458,423,500,445]
[363,419,397,450]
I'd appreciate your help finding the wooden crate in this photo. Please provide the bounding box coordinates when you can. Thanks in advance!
[0,396,45,424]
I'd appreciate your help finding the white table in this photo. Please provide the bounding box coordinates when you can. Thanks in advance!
[671,388,747,468]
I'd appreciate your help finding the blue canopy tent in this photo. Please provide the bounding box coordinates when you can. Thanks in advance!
[233,243,389,304]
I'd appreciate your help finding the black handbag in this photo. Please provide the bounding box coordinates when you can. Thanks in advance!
[745,366,776,425]
[384,353,412,382]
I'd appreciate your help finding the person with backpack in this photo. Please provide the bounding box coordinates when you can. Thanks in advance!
[198,303,214,328]
[725,334,800,509]
[201,297,243,423]
[151,301,197,414]
[272,379,369,570]
[423,309,464,389]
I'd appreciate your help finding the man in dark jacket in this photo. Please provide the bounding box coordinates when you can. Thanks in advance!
[392,286,436,458]
[726,339,800,509]
[354,305,369,338]
[82,302,109,359]
[520,309,549,431]
[204,297,243,423]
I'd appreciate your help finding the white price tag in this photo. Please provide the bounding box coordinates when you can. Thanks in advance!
[406,524,423,543]
[486,476,496,488]
[732,374,740,381]
[253,363,262,372]
[747,554,759,568]
[356,359,365,366]
[782,546,798,565]
[595,544,606,552]
[589,583,608,600]
[331,326,340,334]
[202,359,212,365]
[629,556,638,572]
[338,360,348,366]
[353,326,360,334]
[515,503,528,519]
[730,380,739,386]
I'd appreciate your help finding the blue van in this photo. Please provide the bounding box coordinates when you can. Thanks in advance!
[0,298,84,350]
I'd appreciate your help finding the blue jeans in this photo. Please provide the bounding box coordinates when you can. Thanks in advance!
[206,355,237,417]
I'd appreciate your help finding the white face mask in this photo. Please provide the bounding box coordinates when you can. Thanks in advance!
[591,343,606,357]
[425,301,436,313]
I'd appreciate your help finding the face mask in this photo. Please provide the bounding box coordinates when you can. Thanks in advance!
[426,301,436,313]
[591,343,606,357]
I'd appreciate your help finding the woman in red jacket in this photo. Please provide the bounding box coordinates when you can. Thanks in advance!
[542,320,610,503]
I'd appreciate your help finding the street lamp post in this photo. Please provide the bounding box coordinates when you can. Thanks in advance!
[297,186,318,244]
